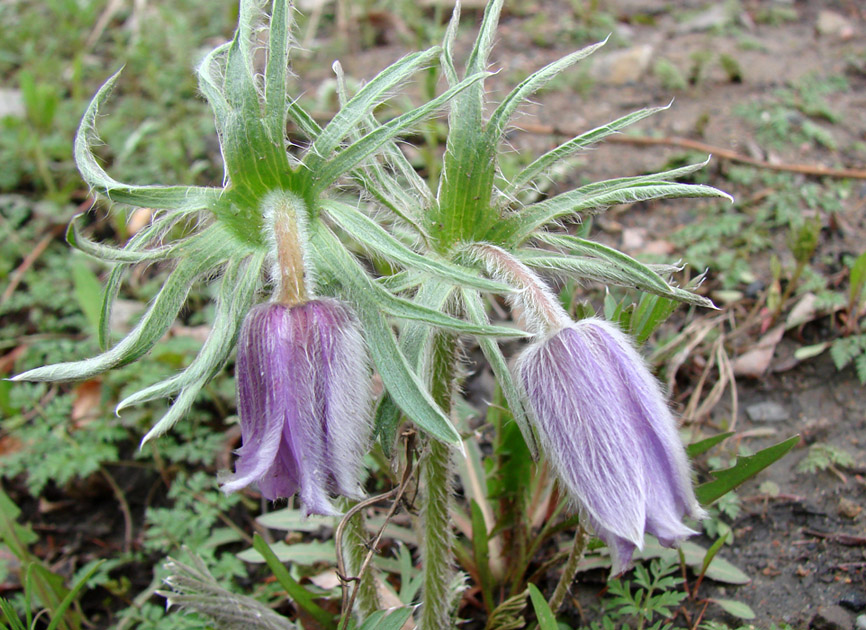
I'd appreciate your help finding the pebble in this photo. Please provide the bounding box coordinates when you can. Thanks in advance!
[810,604,852,630]
[841,590,866,612]
[0,89,25,119]
[856,615,866,630]
[745,400,789,423]
[816,11,857,40]
[676,4,731,33]
[590,45,654,85]
[838,497,862,520]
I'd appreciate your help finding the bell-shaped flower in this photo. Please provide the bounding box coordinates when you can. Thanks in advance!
[515,318,706,574]
[221,298,372,516]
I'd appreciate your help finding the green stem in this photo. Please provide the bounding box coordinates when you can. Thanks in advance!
[341,505,380,620]
[547,526,588,614]
[419,332,459,630]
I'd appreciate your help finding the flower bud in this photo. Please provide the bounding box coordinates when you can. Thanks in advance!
[221,298,372,516]
[515,318,706,574]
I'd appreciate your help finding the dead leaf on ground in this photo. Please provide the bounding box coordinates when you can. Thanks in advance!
[0,345,27,375]
[71,379,103,424]
[733,324,785,377]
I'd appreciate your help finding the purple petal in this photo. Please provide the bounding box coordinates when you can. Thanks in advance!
[516,326,648,548]
[222,299,372,517]
[516,318,706,574]
[312,300,371,500]
[221,304,293,494]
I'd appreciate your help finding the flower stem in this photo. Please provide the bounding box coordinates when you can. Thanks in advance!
[341,505,380,620]
[547,525,588,614]
[419,331,459,630]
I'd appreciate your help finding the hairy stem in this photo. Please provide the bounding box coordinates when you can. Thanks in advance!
[548,525,588,614]
[341,505,380,620]
[419,332,459,630]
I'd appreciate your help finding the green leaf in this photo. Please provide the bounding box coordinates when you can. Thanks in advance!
[310,226,524,337]
[264,0,292,145]
[794,342,830,361]
[465,0,504,78]
[354,299,460,444]
[527,583,558,630]
[322,200,508,292]
[357,607,414,630]
[313,71,489,191]
[250,535,336,630]
[536,232,670,292]
[306,47,441,173]
[0,487,38,556]
[498,180,732,245]
[432,0,504,246]
[67,214,176,264]
[0,597,27,630]
[70,257,103,335]
[440,3,461,86]
[98,263,126,351]
[470,500,495,612]
[506,103,670,196]
[848,249,866,305]
[632,538,750,585]
[14,226,236,383]
[462,289,538,459]
[220,33,294,198]
[686,432,734,458]
[241,539,336,566]
[373,393,402,456]
[307,230,459,443]
[486,38,607,145]
[74,71,221,210]
[45,561,104,630]
[129,252,265,444]
[517,250,714,308]
[708,598,756,620]
[695,435,800,505]
[628,292,680,343]
[196,42,235,137]
[92,212,190,349]
[699,532,729,579]
[256,509,331,533]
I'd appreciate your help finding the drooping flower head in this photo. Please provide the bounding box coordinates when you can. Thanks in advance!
[221,298,372,516]
[515,318,707,574]
[220,191,373,516]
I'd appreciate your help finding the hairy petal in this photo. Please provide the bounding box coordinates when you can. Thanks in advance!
[222,299,373,517]
[312,300,372,500]
[222,304,294,494]
[516,326,648,547]
[516,318,705,574]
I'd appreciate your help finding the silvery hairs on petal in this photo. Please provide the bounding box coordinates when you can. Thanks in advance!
[515,318,705,574]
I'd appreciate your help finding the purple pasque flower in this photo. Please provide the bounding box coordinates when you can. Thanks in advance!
[515,318,706,574]
[221,298,372,516]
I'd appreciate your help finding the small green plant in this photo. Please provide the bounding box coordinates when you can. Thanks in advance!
[735,74,847,150]
[653,59,687,91]
[597,557,686,629]
[797,442,855,476]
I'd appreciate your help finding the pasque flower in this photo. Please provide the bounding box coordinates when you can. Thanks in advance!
[515,318,707,574]
[220,298,373,516]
